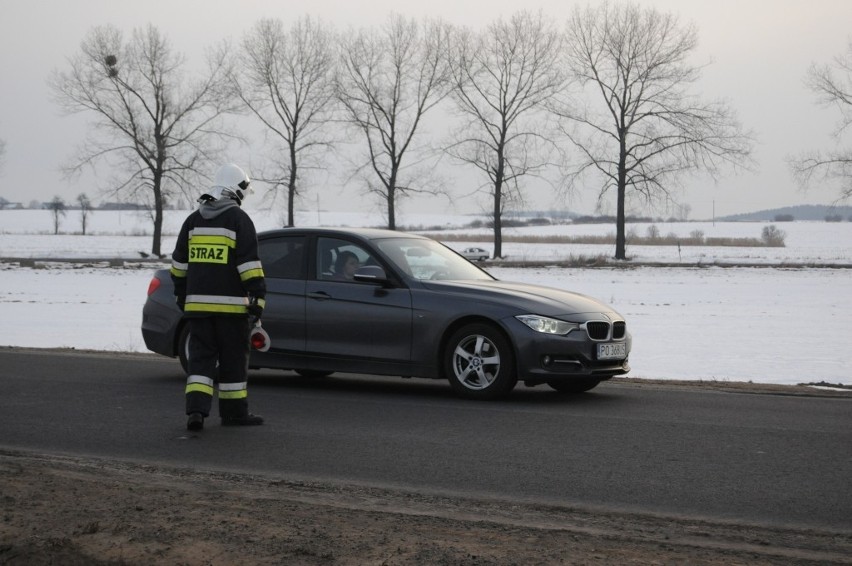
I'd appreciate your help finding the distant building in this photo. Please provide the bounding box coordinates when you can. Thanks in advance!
[0,198,24,210]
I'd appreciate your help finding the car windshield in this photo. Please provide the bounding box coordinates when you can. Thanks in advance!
[375,238,495,281]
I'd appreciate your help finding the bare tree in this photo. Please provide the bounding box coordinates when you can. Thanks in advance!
[48,196,66,235]
[447,11,565,258]
[237,16,338,227]
[556,2,752,260]
[337,14,453,229]
[790,39,852,200]
[77,193,94,235]
[49,24,238,257]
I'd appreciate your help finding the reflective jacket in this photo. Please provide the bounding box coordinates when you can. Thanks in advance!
[170,198,266,317]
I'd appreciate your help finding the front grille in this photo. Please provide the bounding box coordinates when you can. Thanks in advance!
[612,321,626,339]
[585,321,609,340]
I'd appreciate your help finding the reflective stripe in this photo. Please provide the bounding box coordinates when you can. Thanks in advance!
[184,303,248,314]
[219,389,248,400]
[238,260,265,282]
[171,260,188,278]
[190,235,235,248]
[186,383,215,394]
[219,381,247,399]
[187,375,215,387]
[184,295,248,313]
[185,374,215,396]
[186,295,248,306]
[189,227,237,241]
[238,260,263,273]
[240,268,264,281]
[188,228,237,264]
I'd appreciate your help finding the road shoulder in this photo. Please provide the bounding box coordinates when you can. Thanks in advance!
[1,449,850,565]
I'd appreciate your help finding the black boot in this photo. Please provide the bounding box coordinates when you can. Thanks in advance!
[221,413,264,426]
[186,412,205,431]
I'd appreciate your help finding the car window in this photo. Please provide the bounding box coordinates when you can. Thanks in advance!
[376,238,494,281]
[259,236,306,279]
[317,237,376,282]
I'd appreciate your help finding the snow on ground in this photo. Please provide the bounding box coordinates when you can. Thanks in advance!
[489,265,852,385]
[1,209,851,385]
[3,209,852,265]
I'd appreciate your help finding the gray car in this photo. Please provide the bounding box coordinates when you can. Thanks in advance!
[460,247,489,261]
[142,227,631,399]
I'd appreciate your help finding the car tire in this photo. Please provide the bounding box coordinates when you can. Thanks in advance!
[547,378,601,394]
[295,370,334,378]
[444,323,517,399]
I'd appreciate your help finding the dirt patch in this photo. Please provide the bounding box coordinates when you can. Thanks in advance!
[1,450,849,565]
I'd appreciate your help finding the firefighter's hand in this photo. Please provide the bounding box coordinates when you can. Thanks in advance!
[247,296,264,320]
[175,296,185,311]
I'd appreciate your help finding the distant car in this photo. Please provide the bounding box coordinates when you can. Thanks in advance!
[460,247,489,261]
[142,227,631,399]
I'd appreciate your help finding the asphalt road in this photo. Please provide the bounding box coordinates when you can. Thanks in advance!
[1,348,850,532]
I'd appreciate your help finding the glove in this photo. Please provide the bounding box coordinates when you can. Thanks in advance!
[175,295,185,311]
[247,296,264,321]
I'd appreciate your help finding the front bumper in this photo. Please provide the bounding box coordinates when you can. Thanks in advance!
[508,318,632,381]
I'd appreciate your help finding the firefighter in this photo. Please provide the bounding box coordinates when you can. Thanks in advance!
[171,163,266,431]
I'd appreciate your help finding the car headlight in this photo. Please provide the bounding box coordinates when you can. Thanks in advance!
[515,315,579,335]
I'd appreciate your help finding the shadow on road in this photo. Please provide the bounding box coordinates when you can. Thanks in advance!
[247,370,625,406]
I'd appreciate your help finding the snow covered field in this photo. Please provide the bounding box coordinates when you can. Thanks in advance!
[1,209,850,385]
[3,208,852,265]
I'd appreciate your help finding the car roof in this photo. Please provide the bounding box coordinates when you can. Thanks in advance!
[259,226,430,242]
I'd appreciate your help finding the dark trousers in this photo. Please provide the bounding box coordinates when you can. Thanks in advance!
[185,316,251,418]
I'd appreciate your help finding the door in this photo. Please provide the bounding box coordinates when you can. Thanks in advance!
[306,238,413,364]
[257,235,307,354]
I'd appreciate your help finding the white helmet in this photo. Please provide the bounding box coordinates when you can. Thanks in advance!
[205,163,252,203]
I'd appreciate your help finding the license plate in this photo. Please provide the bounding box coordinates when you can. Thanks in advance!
[597,342,627,360]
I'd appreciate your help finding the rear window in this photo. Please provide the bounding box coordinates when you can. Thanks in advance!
[259,236,306,279]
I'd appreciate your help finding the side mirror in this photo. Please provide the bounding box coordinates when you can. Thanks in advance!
[353,265,388,285]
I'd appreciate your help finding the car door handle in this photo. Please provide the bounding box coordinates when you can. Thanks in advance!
[307,291,332,301]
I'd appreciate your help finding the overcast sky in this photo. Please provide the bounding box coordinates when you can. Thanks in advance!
[1,0,851,219]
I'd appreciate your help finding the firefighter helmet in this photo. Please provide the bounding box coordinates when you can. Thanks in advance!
[211,163,252,202]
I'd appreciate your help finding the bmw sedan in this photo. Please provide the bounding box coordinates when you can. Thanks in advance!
[142,227,631,399]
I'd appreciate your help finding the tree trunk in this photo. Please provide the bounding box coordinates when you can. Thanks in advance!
[287,144,297,227]
[387,168,397,230]
[492,186,503,259]
[615,182,626,260]
[151,177,164,258]
[615,136,628,260]
[492,151,505,258]
[387,187,396,230]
